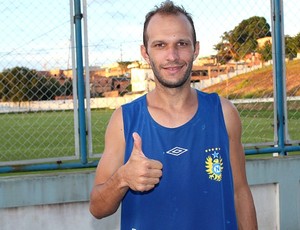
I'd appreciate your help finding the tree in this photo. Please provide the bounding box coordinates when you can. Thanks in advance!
[285,36,296,59]
[214,32,236,64]
[285,34,300,60]
[215,16,271,63]
[61,78,73,96]
[0,67,69,102]
[294,33,300,51]
[257,41,272,62]
[0,67,32,102]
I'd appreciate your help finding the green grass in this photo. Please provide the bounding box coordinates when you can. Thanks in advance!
[0,107,299,162]
[0,109,113,162]
[0,112,73,161]
[240,108,300,143]
[90,109,114,153]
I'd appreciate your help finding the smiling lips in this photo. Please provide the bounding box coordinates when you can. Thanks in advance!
[163,65,183,73]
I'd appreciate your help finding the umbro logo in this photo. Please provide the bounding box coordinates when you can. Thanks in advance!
[165,147,188,156]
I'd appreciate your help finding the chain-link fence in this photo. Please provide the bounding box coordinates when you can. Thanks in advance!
[0,0,299,171]
[0,0,79,167]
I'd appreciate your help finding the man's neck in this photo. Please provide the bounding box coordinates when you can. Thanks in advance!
[150,83,195,106]
[146,87,198,128]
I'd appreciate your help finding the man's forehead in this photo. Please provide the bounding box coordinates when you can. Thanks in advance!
[146,13,193,40]
[147,13,189,26]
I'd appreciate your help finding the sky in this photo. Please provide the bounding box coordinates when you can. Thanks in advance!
[0,0,299,70]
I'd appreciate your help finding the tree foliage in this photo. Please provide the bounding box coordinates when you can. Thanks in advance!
[285,33,300,59]
[257,41,272,62]
[215,16,271,63]
[0,66,72,102]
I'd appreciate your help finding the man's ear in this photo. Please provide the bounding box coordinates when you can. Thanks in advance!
[193,41,200,61]
[140,45,150,64]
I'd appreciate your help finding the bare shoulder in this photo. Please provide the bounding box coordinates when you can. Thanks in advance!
[93,107,125,185]
[219,96,242,137]
[106,106,124,135]
[220,97,239,118]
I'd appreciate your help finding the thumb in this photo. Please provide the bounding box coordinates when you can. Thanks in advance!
[132,132,145,156]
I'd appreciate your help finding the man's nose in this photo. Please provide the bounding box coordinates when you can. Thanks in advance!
[166,46,179,61]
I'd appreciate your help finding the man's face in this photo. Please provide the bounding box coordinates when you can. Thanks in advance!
[141,13,199,88]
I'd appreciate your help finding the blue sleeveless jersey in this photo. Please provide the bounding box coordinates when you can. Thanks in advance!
[121,90,238,230]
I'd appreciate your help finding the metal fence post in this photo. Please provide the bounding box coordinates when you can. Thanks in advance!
[74,0,87,163]
[272,0,287,155]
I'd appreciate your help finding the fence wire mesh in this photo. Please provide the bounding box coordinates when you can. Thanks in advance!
[0,0,77,164]
[284,0,300,144]
[0,0,299,167]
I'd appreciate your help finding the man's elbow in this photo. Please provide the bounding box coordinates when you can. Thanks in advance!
[89,198,119,219]
[89,203,103,219]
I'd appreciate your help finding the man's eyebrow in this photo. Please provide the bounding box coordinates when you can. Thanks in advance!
[178,38,192,42]
[151,40,165,43]
[151,38,191,43]
[149,40,165,46]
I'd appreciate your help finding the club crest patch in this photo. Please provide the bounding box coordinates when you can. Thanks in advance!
[205,148,223,182]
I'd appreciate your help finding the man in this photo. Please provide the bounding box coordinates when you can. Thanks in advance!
[90,1,258,229]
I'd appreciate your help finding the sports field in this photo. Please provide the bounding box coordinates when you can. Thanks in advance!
[0,109,112,162]
[0,106,299,162]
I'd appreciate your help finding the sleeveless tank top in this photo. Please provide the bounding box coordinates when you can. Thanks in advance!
[121,90,238,230]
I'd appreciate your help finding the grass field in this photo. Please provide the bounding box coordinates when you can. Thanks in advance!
[0,106,299,163]
[0,109,112,162]
[239,105,300,144]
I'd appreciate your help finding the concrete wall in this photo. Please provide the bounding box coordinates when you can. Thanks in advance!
[246,156,300,230]
[0,156,299,230]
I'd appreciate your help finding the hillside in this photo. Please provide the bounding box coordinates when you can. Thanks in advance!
[202,59,300,99]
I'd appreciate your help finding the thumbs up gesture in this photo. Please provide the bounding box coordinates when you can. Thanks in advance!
[123,132,163,192]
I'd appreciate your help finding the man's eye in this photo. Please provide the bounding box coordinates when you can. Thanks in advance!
[178,42,188,46]
[154,43,165,48]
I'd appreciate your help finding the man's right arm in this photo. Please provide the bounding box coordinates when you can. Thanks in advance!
[89,107,163,219]
[89,107,128,218]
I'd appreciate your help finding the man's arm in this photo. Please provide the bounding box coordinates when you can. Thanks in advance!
[89,107,127,218]
[89,107,163,219]
[221,97,258,230]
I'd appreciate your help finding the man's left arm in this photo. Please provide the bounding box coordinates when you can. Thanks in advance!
[221,97,258,230]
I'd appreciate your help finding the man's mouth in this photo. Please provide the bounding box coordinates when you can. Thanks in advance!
[163,65,183,73]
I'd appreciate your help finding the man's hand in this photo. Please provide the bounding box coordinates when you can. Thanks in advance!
[122,132,163,192]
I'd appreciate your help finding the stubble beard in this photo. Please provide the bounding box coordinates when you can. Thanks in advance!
[149,59,193,89]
